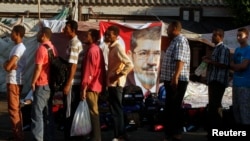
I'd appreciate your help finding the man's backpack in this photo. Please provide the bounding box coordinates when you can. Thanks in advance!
[44,44,70,92]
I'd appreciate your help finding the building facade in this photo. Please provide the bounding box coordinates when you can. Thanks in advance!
[0,0,231,22]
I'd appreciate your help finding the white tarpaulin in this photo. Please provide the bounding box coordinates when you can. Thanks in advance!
[184,81,232,108]
[0,19,99,94]
[0,9,70,94]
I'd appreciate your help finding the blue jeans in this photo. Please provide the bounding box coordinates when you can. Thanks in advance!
[31,85,54,141]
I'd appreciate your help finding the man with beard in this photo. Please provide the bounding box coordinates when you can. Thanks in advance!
[31,27,58,141]
[127,26,161,99]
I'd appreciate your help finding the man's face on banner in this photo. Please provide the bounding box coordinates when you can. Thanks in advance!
[131,39,161,86]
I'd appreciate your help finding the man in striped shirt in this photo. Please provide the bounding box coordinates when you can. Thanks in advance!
[202,28,230,139]
[62,20,84,141]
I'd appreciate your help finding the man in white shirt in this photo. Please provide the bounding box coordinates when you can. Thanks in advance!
[4,25,27,141]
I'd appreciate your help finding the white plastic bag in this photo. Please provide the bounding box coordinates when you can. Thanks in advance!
[195,62,207,76]
[70,100,92,136]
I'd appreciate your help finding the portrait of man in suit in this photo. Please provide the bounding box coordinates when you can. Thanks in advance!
[126,26,162,98]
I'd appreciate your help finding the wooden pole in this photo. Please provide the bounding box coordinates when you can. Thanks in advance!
[78,4,82,21]
[38,0,41,21]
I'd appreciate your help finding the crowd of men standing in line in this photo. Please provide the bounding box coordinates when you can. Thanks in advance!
[3,19,250,141]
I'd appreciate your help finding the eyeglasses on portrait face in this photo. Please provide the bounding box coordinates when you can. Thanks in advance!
[133,50,161,59]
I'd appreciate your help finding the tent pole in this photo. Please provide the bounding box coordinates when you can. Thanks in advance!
[78,4,82,21]
[38,0,41,21]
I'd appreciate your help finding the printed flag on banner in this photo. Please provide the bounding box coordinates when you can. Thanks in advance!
[99,21,162,97]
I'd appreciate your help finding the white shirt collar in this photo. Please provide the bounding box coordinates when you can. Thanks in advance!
[215,42,223,47]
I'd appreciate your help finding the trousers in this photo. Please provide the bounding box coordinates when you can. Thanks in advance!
[7,83,24,141]
[86,91,101,141]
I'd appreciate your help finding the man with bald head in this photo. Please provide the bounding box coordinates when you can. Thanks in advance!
[160,21,190,141]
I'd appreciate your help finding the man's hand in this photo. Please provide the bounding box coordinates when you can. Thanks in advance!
[202,56,211,64]
[63,84,71,95]
[81,88,87,100]
[109,73,122,83]
[202,56,209,60]
[3,56,19,72]
[3,60,17,72]
[230,59,249,71]
[31,83,36,91]
[171,75,178,90]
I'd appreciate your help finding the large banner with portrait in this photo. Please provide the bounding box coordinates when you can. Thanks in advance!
[99,21,162,97]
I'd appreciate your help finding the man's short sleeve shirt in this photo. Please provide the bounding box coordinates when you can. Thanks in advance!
[160,34,190,82]
[66,36,83,85]
[6,43,26,84]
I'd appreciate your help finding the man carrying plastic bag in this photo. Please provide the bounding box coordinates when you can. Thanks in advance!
[70,100,92,136]
[73,29,106,141]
